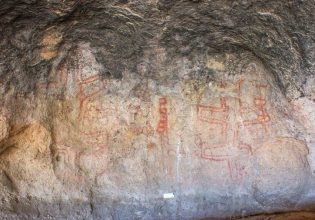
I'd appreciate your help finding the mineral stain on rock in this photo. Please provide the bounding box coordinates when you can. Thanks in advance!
[0,0,315,219]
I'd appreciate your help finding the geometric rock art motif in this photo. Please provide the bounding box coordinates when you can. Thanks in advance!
[194,64,271,183]
[37,44,109,184]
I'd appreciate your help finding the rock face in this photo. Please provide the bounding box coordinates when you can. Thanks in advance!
[0,0,314,219]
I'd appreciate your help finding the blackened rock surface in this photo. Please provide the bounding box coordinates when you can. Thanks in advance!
[0,0,314,99]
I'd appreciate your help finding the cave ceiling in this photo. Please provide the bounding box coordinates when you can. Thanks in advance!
[0,0,314,99]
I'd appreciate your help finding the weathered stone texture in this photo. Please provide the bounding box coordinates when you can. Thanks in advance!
[0,0,314,219]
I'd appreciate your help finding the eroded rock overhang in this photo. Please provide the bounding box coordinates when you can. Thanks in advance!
[0,0,315,219]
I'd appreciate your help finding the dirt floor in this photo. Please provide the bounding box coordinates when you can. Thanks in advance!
[233,212,315,220]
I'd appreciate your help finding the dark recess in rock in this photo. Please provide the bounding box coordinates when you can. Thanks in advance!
[0,1,315,220]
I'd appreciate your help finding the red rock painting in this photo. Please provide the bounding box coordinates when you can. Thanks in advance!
[195,78,271,182]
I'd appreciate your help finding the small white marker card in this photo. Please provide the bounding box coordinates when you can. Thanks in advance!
[163,193,175,199]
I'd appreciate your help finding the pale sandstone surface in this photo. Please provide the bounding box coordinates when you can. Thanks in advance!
[0,0,315,219]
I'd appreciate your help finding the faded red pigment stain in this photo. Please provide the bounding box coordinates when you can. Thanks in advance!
[239,81,270,125]
[167,147,187,157]
[234,81,270,149]
[197,97,229,136]
[195,135,232,161]
[76,74,107,119]
[36,47,108,119]
[73,47,108,118]
[36,68,68,92]
[53,132,108,183]
[78,130,108,149]
[80,101,112,121]
[195,79,271,183]
[37,63,108,119]
[44,55,109,182]
[156,97,168,135]
[195,136,247,183]
[147,142,156,149]
[75,131,108,175]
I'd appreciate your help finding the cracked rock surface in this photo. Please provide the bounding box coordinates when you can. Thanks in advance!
[0,0,315,219]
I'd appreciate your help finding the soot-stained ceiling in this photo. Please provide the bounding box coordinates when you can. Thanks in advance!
[0,0,314,99]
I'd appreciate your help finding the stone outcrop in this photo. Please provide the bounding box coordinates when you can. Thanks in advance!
[0,0,314,219]
[253,138,309,208]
